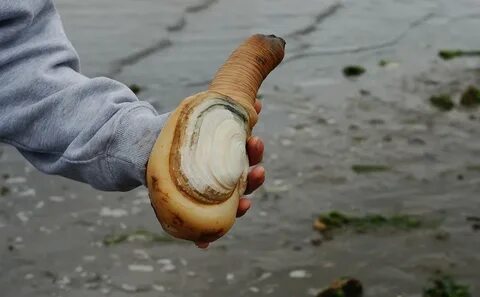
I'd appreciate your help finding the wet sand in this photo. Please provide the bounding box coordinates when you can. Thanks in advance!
[1,0,480,296]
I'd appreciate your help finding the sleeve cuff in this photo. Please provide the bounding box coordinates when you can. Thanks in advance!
[105,103,170,191]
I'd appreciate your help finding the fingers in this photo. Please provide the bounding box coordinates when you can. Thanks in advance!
[245,165,265,195]
[247,137,264,166]
[254,99,262,114]
[236,198,251,217]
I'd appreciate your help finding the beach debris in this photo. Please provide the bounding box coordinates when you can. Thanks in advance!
[423,273,471,297]
[317,278,363,297]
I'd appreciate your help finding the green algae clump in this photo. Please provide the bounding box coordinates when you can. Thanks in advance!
[460,86,480,108]
[430,95,454,111]
[439,49,480,60]
[352,164,391,174]
[423,274,471,297]
[313,211,424,234]
[103,229,174,246]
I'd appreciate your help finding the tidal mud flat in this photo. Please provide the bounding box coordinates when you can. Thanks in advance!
[1,0,480,296]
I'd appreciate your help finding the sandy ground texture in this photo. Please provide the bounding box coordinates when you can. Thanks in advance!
[1,0,480,296]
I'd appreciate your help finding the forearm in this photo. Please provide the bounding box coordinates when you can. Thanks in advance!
[0,0,168,191]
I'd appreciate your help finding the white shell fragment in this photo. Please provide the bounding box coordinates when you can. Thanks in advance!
[179,98,249,202]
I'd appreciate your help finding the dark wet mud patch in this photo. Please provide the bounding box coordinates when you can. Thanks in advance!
[423,272,472,297]
[102,229,175,246]
[351,165,391,174]
[128,84,142,95]
[313,211,438,236]
[466,216,480,232]
[1,185,10,196]
[438,49,480,61]
[343,66,366,77]
[185,0,218,13]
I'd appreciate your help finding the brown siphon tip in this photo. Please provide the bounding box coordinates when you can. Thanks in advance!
[208,34,285,106]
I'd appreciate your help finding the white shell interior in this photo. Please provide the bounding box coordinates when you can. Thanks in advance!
[180,98,249,199]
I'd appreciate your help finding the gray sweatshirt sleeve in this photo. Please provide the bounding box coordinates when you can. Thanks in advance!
[0,0,169,191]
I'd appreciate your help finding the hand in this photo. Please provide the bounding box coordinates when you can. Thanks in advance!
[195,99,265,249]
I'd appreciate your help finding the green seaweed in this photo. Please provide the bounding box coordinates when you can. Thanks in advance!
[379,59,390,67]
[466,165,480,171]
[352,136,367,143]
[352,165,391,174]
[314,211,425,234]
[103,229,174,246]
[460,86,480,108]
[439,50,480,60]
[0,186,10,196]
[423,274,471,297]
[129,84,142,94]
[343,66,366,77]
[430,95,454,111]
[433,230,450,241]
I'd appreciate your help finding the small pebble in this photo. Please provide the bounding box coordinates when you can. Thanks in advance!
[153,284,165,292]
[128,264,154,272]
[83,255,96,262]
[49,196,65,202]
[100,207,128,218]
[289,270,310,279]
[226,273,235,282]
